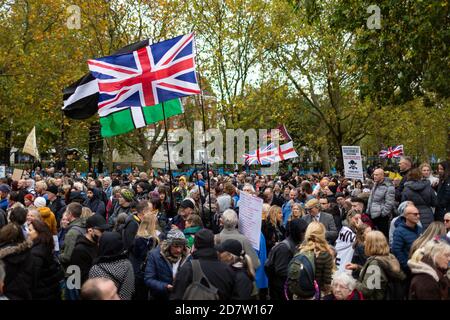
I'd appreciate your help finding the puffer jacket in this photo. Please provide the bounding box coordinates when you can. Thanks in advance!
[30,242,64,300]
[436,177,450,221]
[356,254,406,300]
[392,217,422,273]
[401,180,437,230]
[367,179,396,219]
[0,240,33,300]
[408,257,449,300]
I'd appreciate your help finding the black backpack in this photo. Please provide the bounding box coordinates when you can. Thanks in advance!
[385,278,407,300]
[264,239,295,277]
[183,260,219,300]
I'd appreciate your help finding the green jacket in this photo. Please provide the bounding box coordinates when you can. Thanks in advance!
[356,254,406,300]
[183,226,202,248]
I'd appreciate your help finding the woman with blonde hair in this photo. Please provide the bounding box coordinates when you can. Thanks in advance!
[262,205,285,254]
[81,207,94,220]
[287,203,304,223]
[356,231,406,300]
[420,162,439,188]
[408,237,450,300]
[409,221,446,258]
[130,213,161,300]
[298,222,335,296]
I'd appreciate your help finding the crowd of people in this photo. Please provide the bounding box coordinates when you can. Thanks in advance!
[0,157,449,300]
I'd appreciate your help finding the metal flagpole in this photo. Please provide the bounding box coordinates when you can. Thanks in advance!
[198,75,212,213]
[161,102,175,213]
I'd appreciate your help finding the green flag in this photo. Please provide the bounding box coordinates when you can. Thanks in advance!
[99,99,183,137]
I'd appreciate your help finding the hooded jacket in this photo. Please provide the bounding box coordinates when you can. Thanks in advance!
[89,232,135,300]
[392,217,422,272]
[401,180,437,230]
[69,235,98,285]
[37,207,57,235]
[408,257,449,300]
[0,240,33,300]
[144,240,189,300]
[436,177,450,220]
[356,254,406,300]
[84,188,106,218]
[30,241,64,300]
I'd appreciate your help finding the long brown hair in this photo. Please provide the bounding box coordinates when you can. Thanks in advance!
[30,219,54,252]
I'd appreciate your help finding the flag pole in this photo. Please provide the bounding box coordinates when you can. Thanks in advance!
[161,102,175,213]
[198,75,212,214]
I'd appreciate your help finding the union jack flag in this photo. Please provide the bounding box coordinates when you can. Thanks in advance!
[379,145,404,159]
[88,33,200,115]
[244,143,277,165]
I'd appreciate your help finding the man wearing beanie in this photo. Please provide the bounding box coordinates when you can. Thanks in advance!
[171,199,195,231]
[46,185,66,224]
[108,188,134,226]
[172,229,236,300]
[144,228,189,300]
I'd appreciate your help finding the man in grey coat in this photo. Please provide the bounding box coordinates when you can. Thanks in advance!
[215,209,261,270]
[302,198,338,244]
[367,168,396,238]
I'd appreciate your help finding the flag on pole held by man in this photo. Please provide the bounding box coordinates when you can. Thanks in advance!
[100,99,183,137]
[379,145,404,159]
[87,33,200,112]
[244,141,298,165]
[23,126,40,160]
[63,39,150,119]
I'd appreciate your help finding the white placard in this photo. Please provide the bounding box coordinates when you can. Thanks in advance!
[238,191,263,251]
[335,226,356,272]
[0,166,5,178]
[342,146,364,181]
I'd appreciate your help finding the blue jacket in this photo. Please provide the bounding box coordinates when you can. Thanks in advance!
[281,200,302,227]
[144,245,189,300]
[392,217,422,273]
[255,233,268,289]
[0,198,8,211]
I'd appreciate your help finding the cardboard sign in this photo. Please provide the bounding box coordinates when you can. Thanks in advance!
[12,169,24,181]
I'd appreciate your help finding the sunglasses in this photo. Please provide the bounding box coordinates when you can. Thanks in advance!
[444,219,450,223]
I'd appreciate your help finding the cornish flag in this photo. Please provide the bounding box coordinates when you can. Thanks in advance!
[88,33,201,113]
[379,145,404,159]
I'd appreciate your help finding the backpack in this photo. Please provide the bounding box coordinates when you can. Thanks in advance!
[264,239,296,277]
[286,250,317,299]
[183,260,219,300]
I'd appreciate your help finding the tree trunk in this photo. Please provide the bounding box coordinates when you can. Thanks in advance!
[320,142,330,174]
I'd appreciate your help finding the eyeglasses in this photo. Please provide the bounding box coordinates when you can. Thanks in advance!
[444,219,450,223]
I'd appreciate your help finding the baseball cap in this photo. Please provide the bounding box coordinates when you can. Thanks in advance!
[86,214,110,231]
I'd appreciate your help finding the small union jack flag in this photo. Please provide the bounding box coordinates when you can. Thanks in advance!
[88,33,200,115]
[244,143,277,165]
[379,145,404,159]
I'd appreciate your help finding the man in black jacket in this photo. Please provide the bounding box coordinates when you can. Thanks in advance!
[47,185,66,224]
[122,201,149,252]
[171,229,236,300]
[69,215,110,285]
[395,156,413,202]
[265,219,308,300]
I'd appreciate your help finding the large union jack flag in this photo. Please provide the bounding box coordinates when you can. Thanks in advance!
[379,145,404,159]
[244,143,278,165]
[88,33,200,114]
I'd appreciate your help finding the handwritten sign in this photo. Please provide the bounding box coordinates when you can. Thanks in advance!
[238,191,263,251]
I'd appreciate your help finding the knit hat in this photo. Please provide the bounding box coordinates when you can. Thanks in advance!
[0,184,11,193]
[120,188,134,202]
[34,197,47,208]
[216,239,244,257]
[397,201,411,217]
[194,229,214,249]
[24,194,34,202]
[180,199,195,210]
[47,185,58,195]
[166,228,187,246]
